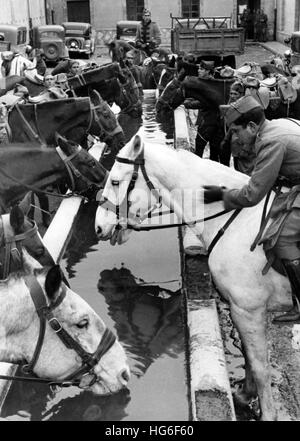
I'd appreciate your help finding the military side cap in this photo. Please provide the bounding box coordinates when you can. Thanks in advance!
[219,95,263,126]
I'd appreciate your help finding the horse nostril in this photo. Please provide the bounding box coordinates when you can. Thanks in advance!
[96,226,102,235]
[119,368,130,385]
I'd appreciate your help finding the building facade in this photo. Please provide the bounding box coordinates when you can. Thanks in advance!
[46,0,237,49]
[275,0,300,43]
[0,0,46,31]
[2,0,300,51]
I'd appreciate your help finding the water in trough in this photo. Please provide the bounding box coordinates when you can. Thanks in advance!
[1,91,189,421]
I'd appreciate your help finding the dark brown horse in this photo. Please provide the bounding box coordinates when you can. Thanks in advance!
[67,62,142,117]
[156,75,234,163]
[0,135,108,213]
[156,76,234,113]
[107,40,171,89]
[7,95,122,227]
[7,94,124,149]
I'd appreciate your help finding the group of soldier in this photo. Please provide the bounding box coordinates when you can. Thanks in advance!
[240,7,268,42]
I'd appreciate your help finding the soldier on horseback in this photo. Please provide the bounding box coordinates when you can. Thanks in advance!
[204,95,300,323]
[135,8,162,57]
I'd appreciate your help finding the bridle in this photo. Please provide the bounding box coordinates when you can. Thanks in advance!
[98,144,242,253]
[0,272,117,389]
[116,70,141,115]
[55,144,104,193]
[99,146,163,230]
[157,78,182,112]
[90,100,123,142]
[0,215,38,280]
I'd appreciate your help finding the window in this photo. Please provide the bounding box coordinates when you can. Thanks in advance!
[126,0,145,21]
[181,0,200,18]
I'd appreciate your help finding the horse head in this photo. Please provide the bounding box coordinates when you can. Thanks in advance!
[55,133,109,194]
[95,130,164,243]
[0,195,54,279]
[115,67,143,118]
[156,65,177,98]
[0,261,130,394]
[156,76,185,114]
[107,39,133,63]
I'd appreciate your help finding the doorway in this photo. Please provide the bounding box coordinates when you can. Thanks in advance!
[67,0,91,23]
[237,0,261,40]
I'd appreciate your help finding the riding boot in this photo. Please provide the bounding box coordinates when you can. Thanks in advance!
[273,259,300,323]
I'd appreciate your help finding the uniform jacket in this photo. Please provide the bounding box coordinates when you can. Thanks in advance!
[135,21,161,47]
[223,118,300,214]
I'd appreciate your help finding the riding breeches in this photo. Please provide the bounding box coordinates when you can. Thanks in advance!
[273,208,300,260]
[195,122,225,163]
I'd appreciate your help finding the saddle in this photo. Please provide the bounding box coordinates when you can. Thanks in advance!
[28,87,68,104]
[277,76,297,104]
[260,76,278,88]
[0,93,23,107]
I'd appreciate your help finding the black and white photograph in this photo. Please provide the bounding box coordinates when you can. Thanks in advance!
[0,0,299,428]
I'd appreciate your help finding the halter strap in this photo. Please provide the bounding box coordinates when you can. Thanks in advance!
[21,273,116,387]
[13,103,45,146]
[1,216,38,280]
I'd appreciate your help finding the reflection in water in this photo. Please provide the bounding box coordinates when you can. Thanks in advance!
[3,381,131,421]
[98,266,183,377]
[118,93,174,144]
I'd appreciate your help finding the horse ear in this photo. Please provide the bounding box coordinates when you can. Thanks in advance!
[45,265,63,301]
[18,191,32,216]
[90,89,103,106]
[56,132,78,154]
[131,134,143,157]
[169,56,176,68]
[10,205,25,233]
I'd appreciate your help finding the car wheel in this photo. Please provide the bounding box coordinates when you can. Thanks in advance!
[44,44,59,61]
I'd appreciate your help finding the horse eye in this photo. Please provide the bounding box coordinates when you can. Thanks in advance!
[76,318,89,329]
[111,180,119,186]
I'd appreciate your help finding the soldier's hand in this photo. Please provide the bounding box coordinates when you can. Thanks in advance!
[203,186,225,203]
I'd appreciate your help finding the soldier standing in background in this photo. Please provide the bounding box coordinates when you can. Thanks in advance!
[260,9,268,42]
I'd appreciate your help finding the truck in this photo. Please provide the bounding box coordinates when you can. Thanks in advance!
[170,15,245,68]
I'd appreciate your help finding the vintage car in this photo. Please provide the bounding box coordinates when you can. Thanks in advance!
[0,24,27,53]
[116,20,139,43]
[31,25,68,63]
[62,22,95,58]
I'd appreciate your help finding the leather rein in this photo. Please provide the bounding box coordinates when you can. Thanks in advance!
[99,146,241,253]
[0,273,116,389]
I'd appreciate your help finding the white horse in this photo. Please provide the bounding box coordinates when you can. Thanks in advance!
[0,251,130,395]
[94,133,294,420]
